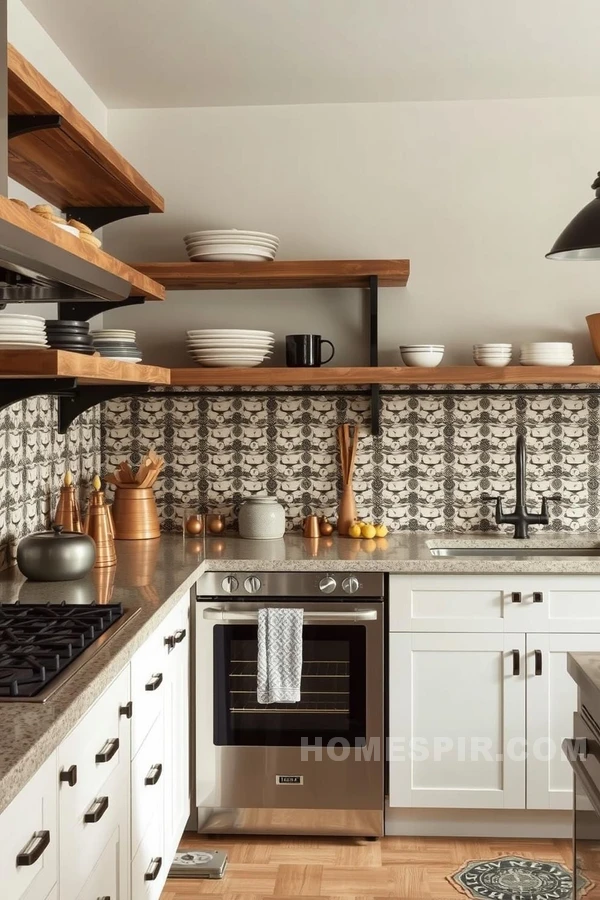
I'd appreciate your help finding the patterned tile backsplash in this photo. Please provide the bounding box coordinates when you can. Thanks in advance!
[0,398,100,570]
[101,388,600,534]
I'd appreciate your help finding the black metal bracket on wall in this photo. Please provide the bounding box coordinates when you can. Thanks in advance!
[368,274,381,436]
[0,378,77,415]
[57,385,150,434]
[8,114,62,140]
[58,296,146,323]
[63,206,152,233]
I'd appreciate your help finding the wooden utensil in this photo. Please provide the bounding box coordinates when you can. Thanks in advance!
[336,423,359,536]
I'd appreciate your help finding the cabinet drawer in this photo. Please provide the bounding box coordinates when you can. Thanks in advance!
[390,575,513,632]
[131,626,168,755]
[131,813,165,900]
[0,752,57,900]
[59,750,129,900]
[73,824,120,900]
[132,712,164,857]
[59,666,130,829]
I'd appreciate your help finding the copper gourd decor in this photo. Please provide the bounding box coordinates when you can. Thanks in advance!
[54,470,83,533]
[319,516,334,536]
[85,475,117,568]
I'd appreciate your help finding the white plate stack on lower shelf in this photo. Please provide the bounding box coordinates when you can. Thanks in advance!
[520,342,574,366]
[186,329,275,367]
[0,313,48,349]
[183,229,279,262]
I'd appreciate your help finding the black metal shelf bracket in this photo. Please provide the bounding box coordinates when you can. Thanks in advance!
[58,296,146,323]
[63,206,151,233]
[0,378,77,415]
[58,385,150,434]
[8,114,62,140]
[368,274,381,436]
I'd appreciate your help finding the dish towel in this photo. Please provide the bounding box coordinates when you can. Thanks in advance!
[257,607,303,704]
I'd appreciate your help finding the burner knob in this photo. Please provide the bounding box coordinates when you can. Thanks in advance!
[319,576,337,594]
[221,575,239,594]
[244,576,262,594]
[342,576,360,594]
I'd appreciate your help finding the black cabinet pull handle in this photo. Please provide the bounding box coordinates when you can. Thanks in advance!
[164,634,175,650]
[97,896,111,900]
[535,649,543,676]
[174,628,187,644]
[59,764,77,786]
[145,673,163,691]
[144,857,163,881]
[16,830,50,866]
[145,763,163,786]
[119,701,133,719]
[95,738,119,764]
[84,796,109,823]
[533,592,544,603]
[512,649,520,676]
[511,592,522,603]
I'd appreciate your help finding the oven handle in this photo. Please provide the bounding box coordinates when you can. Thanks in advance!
[202,608,378,623]
[562,738,600,816]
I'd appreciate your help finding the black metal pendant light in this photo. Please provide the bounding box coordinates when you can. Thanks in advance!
[547,172,600,259]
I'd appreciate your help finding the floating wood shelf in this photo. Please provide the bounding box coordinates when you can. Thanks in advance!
[0,350,169,385]
[132,259,410,290]
[7,44,164,216]
[170,365,600,387]
[0,196,165,303]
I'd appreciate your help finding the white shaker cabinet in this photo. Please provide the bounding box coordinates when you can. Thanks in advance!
[389,632,526,809]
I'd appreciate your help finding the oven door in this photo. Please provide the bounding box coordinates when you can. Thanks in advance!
[564,720,600,898]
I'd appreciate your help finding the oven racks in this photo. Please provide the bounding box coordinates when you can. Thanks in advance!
[229,658,350,713]
[230,699,350,714]
[230,659,349,678]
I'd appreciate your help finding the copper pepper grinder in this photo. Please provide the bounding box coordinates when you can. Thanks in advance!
[54,470,82,533]
[85,475,117,567]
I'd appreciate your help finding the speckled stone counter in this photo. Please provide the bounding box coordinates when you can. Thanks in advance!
[3,529,600,814]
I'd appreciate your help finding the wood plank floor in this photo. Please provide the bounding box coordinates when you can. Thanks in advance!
[161,833,572,899]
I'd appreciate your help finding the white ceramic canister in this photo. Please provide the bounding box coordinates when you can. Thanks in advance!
[238,497,285,540]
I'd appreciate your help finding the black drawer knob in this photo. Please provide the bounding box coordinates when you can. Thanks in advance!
[84,796,109,824]
[119,701,133,719]
[511,592,522,603]
[59,764,77,787]
[16,830,50,866]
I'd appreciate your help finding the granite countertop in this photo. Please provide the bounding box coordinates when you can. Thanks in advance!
[3,528,600,814]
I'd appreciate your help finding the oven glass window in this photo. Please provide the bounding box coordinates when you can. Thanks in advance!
[213,624,366,747]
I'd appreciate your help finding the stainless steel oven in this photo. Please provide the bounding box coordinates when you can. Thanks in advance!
[195,571,384,837]
[564,708,600,898]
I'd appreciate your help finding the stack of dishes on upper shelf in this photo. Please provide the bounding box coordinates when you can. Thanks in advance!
[184,229,279,262]
[91,329,142,363]
[45,320,95,355]
[520,342,574,366]
[186,329,275,367]
[0,313,48,349]
[473,344,512,367]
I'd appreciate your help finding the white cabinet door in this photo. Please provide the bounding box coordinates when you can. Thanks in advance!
[389,632,526,809]
[73,825,121,900]
[526,633,600,810]
[531,578,600,633]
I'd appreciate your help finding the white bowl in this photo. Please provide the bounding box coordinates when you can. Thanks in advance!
[520,360,573,367]
[474,358,511,367]
[400,346,444,367]
[400,344,444,350]
[474,344,512,350]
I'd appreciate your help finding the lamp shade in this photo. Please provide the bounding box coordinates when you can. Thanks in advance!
[547,172,600,259]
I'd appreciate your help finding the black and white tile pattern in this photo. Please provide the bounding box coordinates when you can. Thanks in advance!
[101,389,600,534]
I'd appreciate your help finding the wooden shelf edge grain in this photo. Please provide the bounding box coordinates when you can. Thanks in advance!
[0,350,170,385]
[0,196,165,302]
[131,259,410,290]
[7,44,164,213]
[170,365,600,387]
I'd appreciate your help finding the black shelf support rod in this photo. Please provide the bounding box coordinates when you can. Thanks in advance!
[0,378,77,415]
[63,206,151,233]
[368,274,380,436]
[58,385,150,434]
[8,114,62,140]
[58,296,146,323]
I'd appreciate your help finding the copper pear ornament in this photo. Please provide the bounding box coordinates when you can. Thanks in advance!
[54,470,82,533]
[85,475,117,567]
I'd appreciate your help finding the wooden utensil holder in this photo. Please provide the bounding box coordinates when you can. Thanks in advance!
[112,488,161,540]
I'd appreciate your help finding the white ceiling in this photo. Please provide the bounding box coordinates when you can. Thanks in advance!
[22,0,600,108]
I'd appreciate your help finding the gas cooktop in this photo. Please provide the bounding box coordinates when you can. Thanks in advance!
[0,602,138,702]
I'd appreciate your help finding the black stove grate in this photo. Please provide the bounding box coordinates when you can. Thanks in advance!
[0,603,124,698]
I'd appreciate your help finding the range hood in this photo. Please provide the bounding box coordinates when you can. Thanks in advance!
[0,7,129,304]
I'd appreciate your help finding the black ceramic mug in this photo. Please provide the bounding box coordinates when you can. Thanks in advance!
[285,334,335,367]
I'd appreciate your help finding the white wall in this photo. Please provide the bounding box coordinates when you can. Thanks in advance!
[105,96,600,367]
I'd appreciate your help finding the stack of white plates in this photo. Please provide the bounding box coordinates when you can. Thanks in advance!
[0,313,47,349]
[473,344,512,367]
[186,329,275,367]
[520,342,574,366]
[184,230,279,262]
[90,329,142,363]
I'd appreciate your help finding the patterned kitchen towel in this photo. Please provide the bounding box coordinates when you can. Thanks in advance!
[257,607,303,704]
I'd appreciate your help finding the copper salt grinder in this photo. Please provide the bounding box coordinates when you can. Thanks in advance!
[303,515,320,538]
[54,470,82,533]
[85,475,117,567]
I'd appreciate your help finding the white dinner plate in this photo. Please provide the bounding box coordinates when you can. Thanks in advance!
[186,340,274,349]
[184,229,278,240]
[193,357,266,367]
[189,350,271,359]
[0,314,45,324]
[0,341,49,348]
[0,326,47,334]
[187,329,274,338]
[188,249,275,261]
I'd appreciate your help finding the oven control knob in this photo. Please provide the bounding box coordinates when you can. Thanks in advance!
[319,576,337,594]
[244,576,262,594]
[342,576,360,594]
[221,575,239,593]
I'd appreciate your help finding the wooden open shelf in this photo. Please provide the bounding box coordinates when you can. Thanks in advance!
[0,196,165,302]
[7,44,164,214]
[170,365,600,387]
[132,259,410,290]
[0,350,169,385]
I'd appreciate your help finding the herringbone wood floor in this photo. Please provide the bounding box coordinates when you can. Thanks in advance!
[160,833,572,898]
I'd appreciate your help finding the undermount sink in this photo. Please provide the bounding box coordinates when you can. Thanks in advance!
[429,546,600,558]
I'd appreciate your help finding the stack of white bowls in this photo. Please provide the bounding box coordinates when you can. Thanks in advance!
[520,342,574,366]
[0,313,48,349]
[186,329,274,367]
[473,344,512,367]
[184,230,279,262]
[399,344,444,367]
